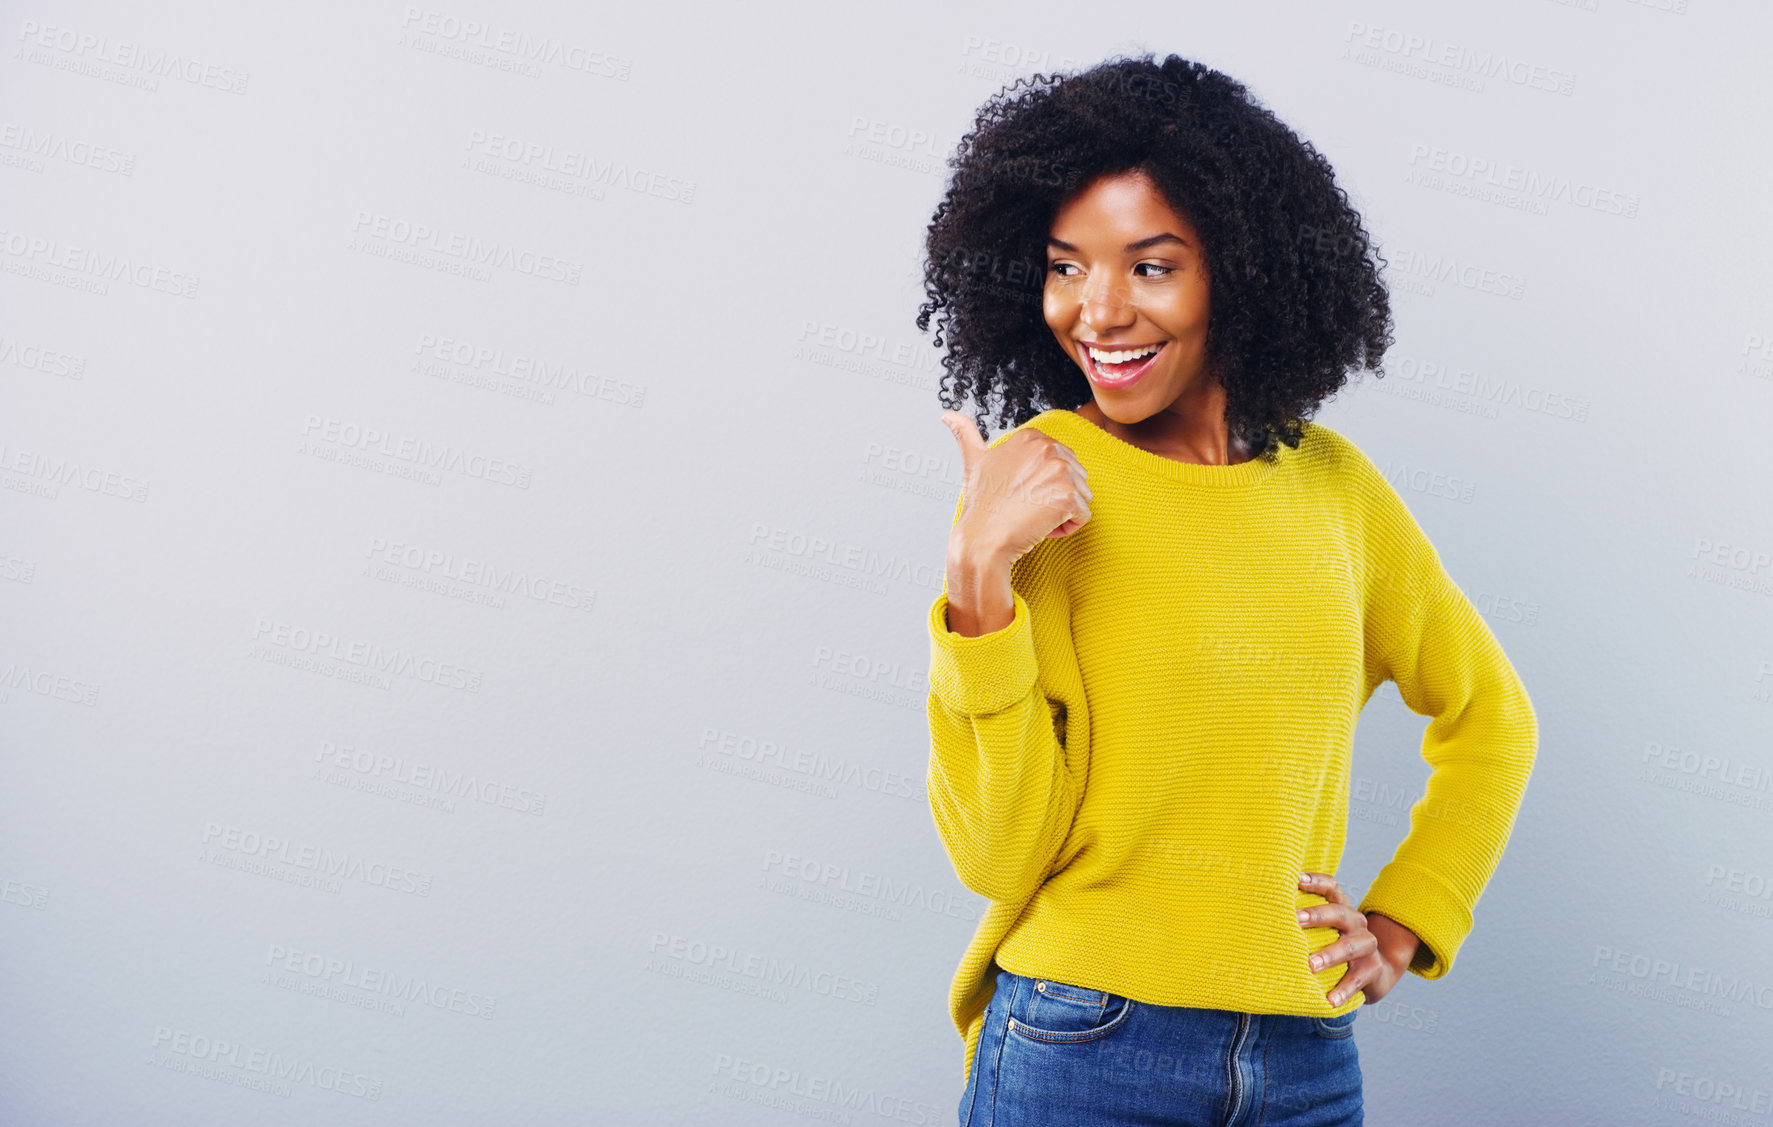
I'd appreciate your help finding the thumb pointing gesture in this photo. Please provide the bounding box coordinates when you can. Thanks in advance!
[940,411,989,477]
[939,410,1093,568]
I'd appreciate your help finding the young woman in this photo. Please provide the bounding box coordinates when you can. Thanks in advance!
[916,54,1538,1126]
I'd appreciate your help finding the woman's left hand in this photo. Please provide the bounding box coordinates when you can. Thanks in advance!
[1297,872,1420,1006]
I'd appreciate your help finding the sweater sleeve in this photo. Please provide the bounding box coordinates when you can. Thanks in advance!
[1356,493,1539,981]
[925,496,1090,905]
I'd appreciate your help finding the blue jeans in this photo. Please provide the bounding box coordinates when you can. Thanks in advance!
[959,968,1363,1126]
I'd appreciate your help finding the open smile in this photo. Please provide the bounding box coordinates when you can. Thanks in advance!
[1081,341,1166,389]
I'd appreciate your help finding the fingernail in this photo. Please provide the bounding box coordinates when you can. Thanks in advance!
[1309,956,1321,969]
[1297,910,1309,924]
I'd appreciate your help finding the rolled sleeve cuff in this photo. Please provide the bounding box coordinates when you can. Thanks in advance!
[1357,861,1473,980]
[928,590,1038,715]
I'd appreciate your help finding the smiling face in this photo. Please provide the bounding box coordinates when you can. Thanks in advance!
[1044,168,1219,433]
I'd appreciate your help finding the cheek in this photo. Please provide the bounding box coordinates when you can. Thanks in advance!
[1162,294,1210,338]
[1189,281,1212,324]
[1042,291,1070,333]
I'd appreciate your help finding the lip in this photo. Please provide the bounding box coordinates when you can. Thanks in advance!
[1081,341,1166,389]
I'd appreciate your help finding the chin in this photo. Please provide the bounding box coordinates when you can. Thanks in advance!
[1088,392,1160,426]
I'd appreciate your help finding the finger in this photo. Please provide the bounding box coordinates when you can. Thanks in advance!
[1068,463,1093,503]
[1047,520,1081,538]
[1046,439,1089,476]
[1330,951,1385,1005]
[941,412,988,474]
[1297,903,1363,933]
[1048,500,1091,535]
[1308,931,1379,973]
[1302,872,1348,905]
[1328,968,1371,1006]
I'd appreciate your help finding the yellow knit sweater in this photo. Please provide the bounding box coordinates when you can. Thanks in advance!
[926,408,1538,1083]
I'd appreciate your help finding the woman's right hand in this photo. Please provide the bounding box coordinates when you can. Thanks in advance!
[941,410,1094,570]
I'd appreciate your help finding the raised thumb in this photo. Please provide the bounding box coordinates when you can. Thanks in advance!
[940,411,989,472]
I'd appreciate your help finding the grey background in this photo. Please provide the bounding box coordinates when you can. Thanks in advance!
[3,0,1771,1123]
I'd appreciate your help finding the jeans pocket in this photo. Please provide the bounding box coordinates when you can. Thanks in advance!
[1007,976,1136,1045]
[1311,1008,1359,1040]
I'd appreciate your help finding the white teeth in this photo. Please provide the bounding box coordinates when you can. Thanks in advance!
[1087,344,1162,364]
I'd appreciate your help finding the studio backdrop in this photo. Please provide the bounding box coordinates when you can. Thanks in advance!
[3,1,1771,1124]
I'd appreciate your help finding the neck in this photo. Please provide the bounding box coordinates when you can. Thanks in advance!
[1076,398,1251,466]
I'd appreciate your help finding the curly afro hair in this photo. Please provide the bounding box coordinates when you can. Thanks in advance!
[915,52,1394,462]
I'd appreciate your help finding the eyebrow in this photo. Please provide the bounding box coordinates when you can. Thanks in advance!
[1047,233,1190,254]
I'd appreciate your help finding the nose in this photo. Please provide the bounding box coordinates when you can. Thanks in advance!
[1077,272,1134,332]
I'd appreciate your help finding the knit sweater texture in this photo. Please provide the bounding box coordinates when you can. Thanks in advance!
[926,408,1538,1083]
